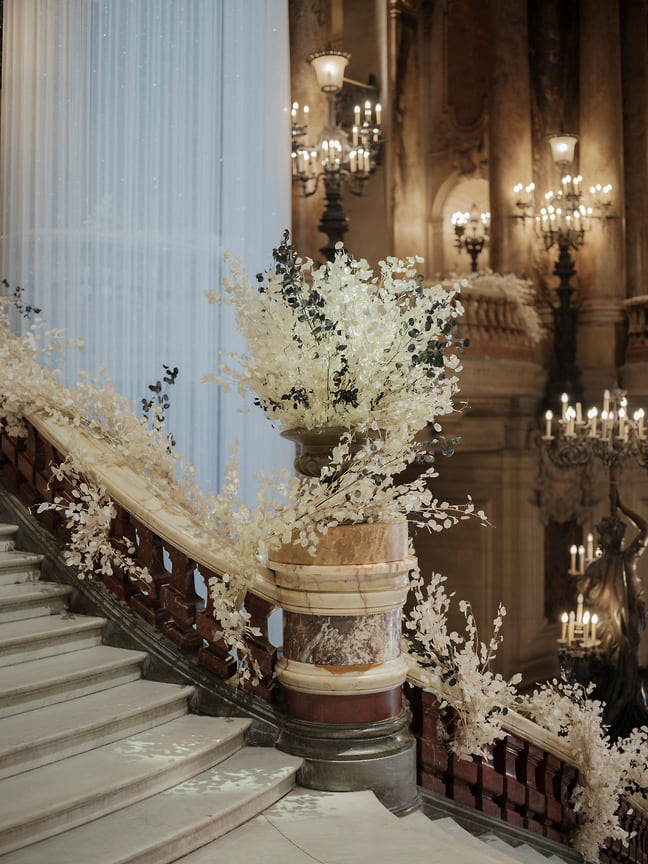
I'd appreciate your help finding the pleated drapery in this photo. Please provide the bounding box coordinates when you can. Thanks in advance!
[0,0,293,503]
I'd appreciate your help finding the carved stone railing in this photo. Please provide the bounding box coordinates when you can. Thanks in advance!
[452,275,543,361]
[0,409,280,702]
[3,409,648,857]
[625,295,648,363]
[406,669,648,864]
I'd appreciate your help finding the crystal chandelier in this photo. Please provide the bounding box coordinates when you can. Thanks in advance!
[451,204,490,272]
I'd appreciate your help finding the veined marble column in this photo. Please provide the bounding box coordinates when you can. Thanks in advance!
[486,0,533,276]
[620,1,648,382]
[577,0,626,388]
[269,521,417,813]
[621,0,648,302]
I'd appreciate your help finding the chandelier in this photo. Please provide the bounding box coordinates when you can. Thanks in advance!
[291,48,382,261]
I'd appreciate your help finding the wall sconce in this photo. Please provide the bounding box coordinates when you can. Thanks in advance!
[451,204,490,273]
[291,48,382,261]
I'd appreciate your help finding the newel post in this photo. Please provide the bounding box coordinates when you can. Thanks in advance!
[268,521,418,814]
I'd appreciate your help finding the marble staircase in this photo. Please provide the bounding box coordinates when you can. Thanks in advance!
[0,522,576,863]
[0,523,301,862]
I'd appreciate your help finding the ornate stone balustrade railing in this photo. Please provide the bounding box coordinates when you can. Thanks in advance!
[625,295,648,363]
[2,411,648,859]
[0,409,280,700]
[406,661,648,863]
[452,275,542,361]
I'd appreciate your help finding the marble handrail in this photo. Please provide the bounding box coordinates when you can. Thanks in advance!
[23,407,280,607]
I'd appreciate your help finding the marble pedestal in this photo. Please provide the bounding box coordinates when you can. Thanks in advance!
[268,522,418,814]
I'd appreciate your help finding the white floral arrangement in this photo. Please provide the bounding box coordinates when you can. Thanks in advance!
[206,232,467,437]
[522,679,648,861]
[405,569,522,759]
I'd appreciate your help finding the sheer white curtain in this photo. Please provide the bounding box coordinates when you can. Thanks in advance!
[0,0,294,503]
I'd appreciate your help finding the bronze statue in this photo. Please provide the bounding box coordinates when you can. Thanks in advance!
[577,489,648,739]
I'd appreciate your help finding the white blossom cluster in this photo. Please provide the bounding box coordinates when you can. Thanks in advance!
[522,679,648,862]
[405,568,522,759]
[206,234,466,437]
[36,456,152,586]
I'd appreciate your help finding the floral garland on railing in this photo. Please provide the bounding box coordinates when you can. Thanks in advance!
[406,571,648,861]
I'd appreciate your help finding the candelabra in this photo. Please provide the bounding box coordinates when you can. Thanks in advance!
[291,48,382,262]
[514,134,613,412]
[451,204,490,273]
[543,386,648,510]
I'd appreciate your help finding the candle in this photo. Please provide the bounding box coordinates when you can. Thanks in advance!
[303,105,309,125]
[350,150,357,173]
[364,100,371,122]
[544,409,553,439]
[618,407,625,439]
[375,103,382,125]
[576,402,582,424]
[561,392,569,420]
[591,613,598,643]
[568,611,575,645]
[587,532,594,561]
[354,105,361,126]
[570,544,577,573]
[604,389,610,414]
[577,593,584,625]
[635,409,645,439]
[561,612,568,642]
[588,406,598,437]
[601,410,608,438]
[583,611,590,644]
[578,545,585,574]
[566,406,576,437]
[352,125,358,147]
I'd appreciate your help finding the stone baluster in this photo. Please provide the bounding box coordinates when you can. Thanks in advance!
[160,547,203,653]
[493,733,526,827]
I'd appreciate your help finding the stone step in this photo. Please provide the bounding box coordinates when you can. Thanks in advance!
[0,678,195,780]
[0,713,253,856]
[0,644,147,718]
[0,611,106,666]
[0,745,302,864]
[0,581,71,624]
[0,549,44,585]
[0,523,18,552]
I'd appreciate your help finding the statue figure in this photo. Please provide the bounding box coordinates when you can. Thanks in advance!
[577,488,648,739]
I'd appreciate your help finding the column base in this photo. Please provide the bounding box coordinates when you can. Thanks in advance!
[276,706,419,815]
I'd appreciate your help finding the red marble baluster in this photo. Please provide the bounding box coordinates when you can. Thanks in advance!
[195,565,237,679]
[408,687,450,796]
[493,733,526,827]
[127,521,171,627]
[240,592,277,702]
[160,546,203,653]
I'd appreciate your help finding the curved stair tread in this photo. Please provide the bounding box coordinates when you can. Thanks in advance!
[0,745,301,864]
[0,644,148,717]
[0,582,71,622]
[0,678,195,779]
[0,610,105,646]
[0,713,252,855]
[183,789,529,864]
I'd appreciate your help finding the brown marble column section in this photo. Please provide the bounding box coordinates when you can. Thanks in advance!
[289,0,332,261]
[621,0,648,301]
[486,0,533,276]
[577,0,626,382]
